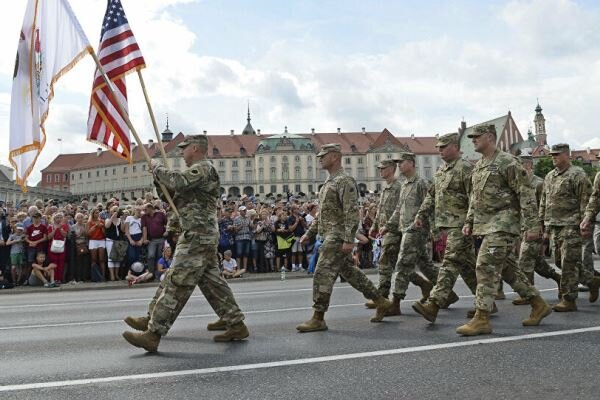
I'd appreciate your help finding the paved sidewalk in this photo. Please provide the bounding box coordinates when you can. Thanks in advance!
[0,268,380,295]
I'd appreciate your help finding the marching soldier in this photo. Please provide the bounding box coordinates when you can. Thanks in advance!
[297,144,392,332]
[412,132,478,323]
[512,155,562,305]
[540,144,600,311]
[122,135,249,352]
[458,124,551,336]
[378,152,439,319]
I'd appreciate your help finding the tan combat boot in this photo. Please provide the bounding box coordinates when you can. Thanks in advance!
[552,298,577,312]
[413,274,433,303]
[495,290,506,300]
[522,296,552,326]
[370,297,392,322]
[213,322,250,342]
[412,301,440,323]
[385,296,402,317]
[122,330,161,353]
[206,319,227,331]
[296,311,328,332]
[456,309,492,336]
[123,315,149,331]
[588,277,600,303]
[440,291,459,309]
[364,300,376,309]
[512,296,530,306]
[467,302,497,318]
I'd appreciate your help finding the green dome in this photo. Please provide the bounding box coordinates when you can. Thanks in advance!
[256,133,314,152]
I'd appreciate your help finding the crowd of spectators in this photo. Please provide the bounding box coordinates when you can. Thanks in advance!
[0,191,447,289]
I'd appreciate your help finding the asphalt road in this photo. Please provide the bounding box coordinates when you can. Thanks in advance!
[1,264,600,400]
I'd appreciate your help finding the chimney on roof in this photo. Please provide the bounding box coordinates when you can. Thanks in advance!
[337,128,341,134]
[203,130,207,135]
[284,126,288,134]
[410,133,415,140]
[148,139,154,144]
[96,148,102,157]
[311,128,315,134]
[362,127,366,134]
[230,130,234,135]
[257,129,261,135]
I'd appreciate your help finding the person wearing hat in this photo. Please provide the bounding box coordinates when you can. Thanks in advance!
[297,143,392,332]
[123,134,249,352]
[541,143,599,312]
[457,124,551,336]
[233,205,254,273]
[364,158,432,310]
[378,152,439,319]
[7,223,26,285]
[581,154,600,258]
[510,155,562,306]
[410,132,479,323]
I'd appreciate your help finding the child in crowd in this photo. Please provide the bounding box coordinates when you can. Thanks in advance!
[156,245,172,282]
[126,261,154,287]
[7,223,26,285]
[222,250,245,278]
[29,251,58,288]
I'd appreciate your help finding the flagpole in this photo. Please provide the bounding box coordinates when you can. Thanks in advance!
[89,50,180,219]
[136,70,168,163]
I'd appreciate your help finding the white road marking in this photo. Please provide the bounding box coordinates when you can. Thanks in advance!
[0,288,558,331]
[1,325,598,392]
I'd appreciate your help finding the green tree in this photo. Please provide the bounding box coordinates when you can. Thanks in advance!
[535,156,599,180]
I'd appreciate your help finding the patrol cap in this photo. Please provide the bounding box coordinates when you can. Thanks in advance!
[436,132,459,147]
[396,152,416,162]
[316,143,342,157]
[467,124,496,138]
[377,159,396,169]
[549,143,570,155]
[177,134,208,148]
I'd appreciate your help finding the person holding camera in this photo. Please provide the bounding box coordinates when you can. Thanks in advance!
[288,205,307,272]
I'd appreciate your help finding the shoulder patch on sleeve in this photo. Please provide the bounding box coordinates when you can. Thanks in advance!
[190,169,200,176]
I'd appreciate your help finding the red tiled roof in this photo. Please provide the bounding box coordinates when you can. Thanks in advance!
[571,149,600,161]
[41,130,441,171]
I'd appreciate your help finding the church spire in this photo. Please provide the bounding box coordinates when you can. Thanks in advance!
[161,113,173,142]
[533,100,546,146]
[242,101,256,135]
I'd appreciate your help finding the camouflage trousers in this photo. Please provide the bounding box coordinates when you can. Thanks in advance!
[475,232,539,312]
[392,229,439,300]
[429,228,477,306]
[377,233,401,298]
[148,233,245,336]
[550,226,594,300]
[582,236,596,279]
[517,237,558,279]
[313,238,380,312]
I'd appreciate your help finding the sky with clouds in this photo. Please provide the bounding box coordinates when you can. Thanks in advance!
[1,0,600,185]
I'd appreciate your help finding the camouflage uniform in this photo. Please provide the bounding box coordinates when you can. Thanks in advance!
[585,171,600,260]
[146,141,245,336]
[540,157,592,301]
[305,153,380,312]
[465,148,540,312]
[371,174,403,298]
[416,147,478,307]
[517,172,558,280]
[385,153,439,301]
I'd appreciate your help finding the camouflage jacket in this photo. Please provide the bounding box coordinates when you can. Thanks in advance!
[585,172,600,220]
[540,164,592,227]
[530,174,544,205]
[385,174,429,233]
[465,149,539,236]
[372,179,403,233]
[306,169,359,243]
[416,157,472,228]
[152,159,220,244]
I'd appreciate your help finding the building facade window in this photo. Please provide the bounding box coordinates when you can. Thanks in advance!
[65,173,69,181]
[231,171,238,182]
[282,168,289,180]
[424,156,431,165]
[218,160,225,167]
[104,169,108,176]
[386,153,392,159]
[258,157,263,165]
[358,157,364,164]
[307,166,313,180]
[283,184,289,193]
[270,156,276,163]
[112,168,116,175]
[295,184,301,192]
[308,184,313,193]
[259,185,264,194]
[345,157,351,165]
[71,174,75,180]
[46,175,51,183]
[294,167,301,179]
[79,173,82,179]
[245,171,252,182]
[258,168,264,182]
[376,183,382,192]
[123,167,127,174]
[357,168,365,179]
[270,185,277,194]
[295,155,300,162]
[375,155,380,161]
[133,166,137,173]
[270,167,276,180]
[88,172,91,178]
[96,171,100,177]
[232,160,238,168]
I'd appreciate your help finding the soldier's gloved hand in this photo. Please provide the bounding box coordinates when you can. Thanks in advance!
[524,231,540,242]
[299,234,309,245]
[341,242,354,254]
[379,227,388,236]
[149,159,161,170]
[414,218,423,229]
[462,225,472,237]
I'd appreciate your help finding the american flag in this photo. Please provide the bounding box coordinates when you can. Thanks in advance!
[87,0,145,161]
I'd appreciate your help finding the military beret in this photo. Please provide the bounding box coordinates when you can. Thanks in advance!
[436,132,459,147]
[177,134,208,148]
[377,159,397,169]
[549,143,570,155]
[396,152,416,162]
[467,124,496,138]
[316,143,342,157]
